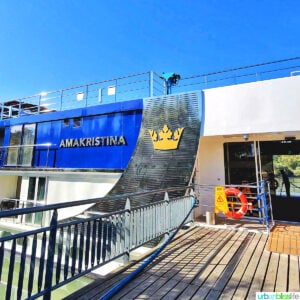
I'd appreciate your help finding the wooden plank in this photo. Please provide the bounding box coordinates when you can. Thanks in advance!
[171,229,232,283]
[172,283,199,300]
[134,276,171,298]
[181,229,236,283]
[262,252,280,291]
[115,274,159,299]
[288,255,300,291]
[232,233,268,299]
[207,232,257,299]
[191,231,245,287]
[148,227,213,278]
[242,236,271,298]
[111,272,153,299]
[217,232,260,299]
[155,228,225,281]
[161,281,189,299]
[275,253,288,292]
[191,232,249,299]
[149,278,179,299]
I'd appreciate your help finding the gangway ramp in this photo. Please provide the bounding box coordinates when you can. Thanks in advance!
[65,225,300,299]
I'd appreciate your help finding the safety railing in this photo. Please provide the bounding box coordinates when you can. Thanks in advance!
[0,71,166,120]
[2,57,300,121]
[0,186,196,300]
[193,181,274,232]
[173,56,300,94]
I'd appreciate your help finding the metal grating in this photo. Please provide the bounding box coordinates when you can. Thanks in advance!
[93,91,201,212]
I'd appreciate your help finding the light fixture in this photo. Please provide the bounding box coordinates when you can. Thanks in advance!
[243,134,249,141]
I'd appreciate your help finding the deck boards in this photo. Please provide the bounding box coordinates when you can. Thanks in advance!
[64,225,300,300]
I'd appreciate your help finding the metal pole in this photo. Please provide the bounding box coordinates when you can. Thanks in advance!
[44,209,58,300]
[149,71,154,97]
[123,198,130,264]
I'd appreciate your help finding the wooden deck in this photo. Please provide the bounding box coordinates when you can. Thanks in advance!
[65,225,300,300]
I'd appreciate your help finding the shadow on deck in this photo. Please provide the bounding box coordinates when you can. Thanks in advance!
[64,223,300,299]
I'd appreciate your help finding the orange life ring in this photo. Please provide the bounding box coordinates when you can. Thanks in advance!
[225,187,248,219]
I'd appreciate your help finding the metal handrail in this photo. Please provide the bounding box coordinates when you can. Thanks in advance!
[2,57,300,120]
[0,71,165,120]
[0,186,189,218]
[0,186,196,300]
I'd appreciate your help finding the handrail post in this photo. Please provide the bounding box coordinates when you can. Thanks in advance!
[38,95,42,114]
[123,198,131,264]
[59,90,63,111]
[85,84,89,107]
[189,188,197,223]
[149,71,154,97]
[164,192,170,241]
[44,209,58,300]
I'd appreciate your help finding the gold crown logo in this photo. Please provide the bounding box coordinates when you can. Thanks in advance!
[149,124,184,150]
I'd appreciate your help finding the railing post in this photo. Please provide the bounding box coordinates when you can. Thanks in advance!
[38,95,42,114]
[44,209,58,300]
[189,188,196,223]
[60,90,63,111]
[85,84,89,107]
[123,198,131,264]
[164,192,170,241]
[149,71,154,97]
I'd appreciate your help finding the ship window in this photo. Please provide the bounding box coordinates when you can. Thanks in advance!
[26,177,46,225]
[224,142,256,185]
[20,124,36,166]
[6,125,22,165]
[0,128,4,146]
[6,124,36,166]
[73,117,81,128]
[63,119,69,127]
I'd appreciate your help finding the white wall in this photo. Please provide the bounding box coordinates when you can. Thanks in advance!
[47,173,122,220]
[202,76,300,136]
[17,172,122,221]
[194,136,225,216]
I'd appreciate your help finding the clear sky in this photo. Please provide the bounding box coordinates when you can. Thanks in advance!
[0,0,300,100]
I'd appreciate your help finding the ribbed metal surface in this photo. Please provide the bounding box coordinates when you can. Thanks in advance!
[94,91,201,212]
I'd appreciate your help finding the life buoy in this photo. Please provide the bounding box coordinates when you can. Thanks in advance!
[225,187,248,219]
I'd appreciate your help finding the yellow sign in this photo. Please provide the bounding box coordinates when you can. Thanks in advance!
[214,186,229,214]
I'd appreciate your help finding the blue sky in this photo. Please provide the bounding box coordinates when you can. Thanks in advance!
[0,0,300,100]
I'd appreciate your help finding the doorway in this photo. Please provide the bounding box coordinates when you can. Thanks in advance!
[224,140,300,222]
[260,140,300,222]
